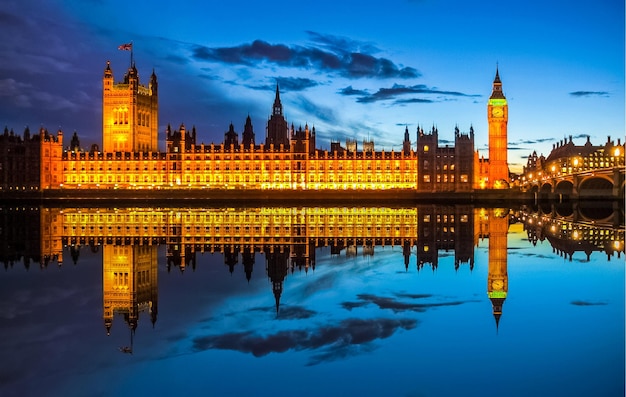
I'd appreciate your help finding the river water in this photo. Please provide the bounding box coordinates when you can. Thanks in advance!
[0,203,623,397]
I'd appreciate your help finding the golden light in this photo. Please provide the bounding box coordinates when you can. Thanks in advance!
[614,147,621,156]
[573,158,579,167]
[551,165,556,172]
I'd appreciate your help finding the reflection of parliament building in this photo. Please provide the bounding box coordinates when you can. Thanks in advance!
[5,204,623,335]
[0,62,510,192]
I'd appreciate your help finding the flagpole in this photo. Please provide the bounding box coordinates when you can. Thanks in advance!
[130,41,134,67]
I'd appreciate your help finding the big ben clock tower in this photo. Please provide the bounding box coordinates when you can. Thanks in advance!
[487,67,508,188]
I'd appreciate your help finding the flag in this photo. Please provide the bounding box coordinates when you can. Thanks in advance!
[118,43,132,51]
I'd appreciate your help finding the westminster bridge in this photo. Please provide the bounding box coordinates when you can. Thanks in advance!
[520,136,625,200]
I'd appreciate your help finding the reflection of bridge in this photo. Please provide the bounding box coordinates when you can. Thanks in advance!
[520,205,624,261]
[520,136,625,200]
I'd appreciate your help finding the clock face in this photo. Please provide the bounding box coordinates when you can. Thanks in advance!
[491,107,504,117]
[491,279,504,290]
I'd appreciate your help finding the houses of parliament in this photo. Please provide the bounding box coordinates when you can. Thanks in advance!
[0,61,510,192]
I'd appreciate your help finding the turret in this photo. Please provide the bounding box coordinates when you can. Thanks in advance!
[242,114,255,146]
[403,126,411,155]
[272,83,283,116]
[70,132,80,151]
[224,122,239,147]
[150,68,158,96]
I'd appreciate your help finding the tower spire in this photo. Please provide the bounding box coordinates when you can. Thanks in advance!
[273,83,283,116]
[490,66,505,99]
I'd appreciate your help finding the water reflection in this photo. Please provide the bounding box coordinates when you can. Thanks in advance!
[2,204,622,346]
[0,204,624,396]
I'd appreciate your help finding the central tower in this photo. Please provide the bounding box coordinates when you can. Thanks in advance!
[265,84,289,149]
[487,68,508,188]
[102,61,158,153]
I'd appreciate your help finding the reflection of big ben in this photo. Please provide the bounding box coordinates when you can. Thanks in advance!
[103,245,158,340]
[486,208,509,330]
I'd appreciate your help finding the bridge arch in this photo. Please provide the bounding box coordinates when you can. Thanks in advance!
[539,182,552,200]
[578,176,614,199]
[555,180,574,196]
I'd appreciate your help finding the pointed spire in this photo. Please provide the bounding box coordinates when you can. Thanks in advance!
[272,83,283,116]
[104,60,113,78]
[490,65,505,99]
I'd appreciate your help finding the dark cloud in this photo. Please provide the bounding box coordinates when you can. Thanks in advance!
[354,293,476,313]
[569,91,610,98]
[570,300,608,306]
[510,137,555,146]
[191,317,416,365]
[276,77,319,91]
[394,98,435,104]
[353,84,480,103]
[247,77,319,92]
[512,252,554,259]
[248,305,317,320]
[306,31,380,55]
[191,36,420,80]
[338,86,369,96]
[395,293,434,299]
[276,306,317,320]
[341,301,369,311]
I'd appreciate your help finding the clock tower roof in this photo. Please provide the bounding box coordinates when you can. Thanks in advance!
[490,67,506,100]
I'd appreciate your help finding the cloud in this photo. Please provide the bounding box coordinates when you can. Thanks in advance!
[395,293,434,299]
[338,86,369,96]
[306,31,381,55]
[340,293,478,314]
[341,301,370,311]
[509,137,555,146]
[570,300,608,306]
[394,98,435,104]
[351,83,480,104]
[191,317,416,365]
[247,77,319,92]
[191,36,420,80]
[354,293,474,313]
[248,305,317,320]
[569,91,610,98]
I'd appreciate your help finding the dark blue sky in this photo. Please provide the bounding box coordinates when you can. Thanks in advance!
[0,0,623,171]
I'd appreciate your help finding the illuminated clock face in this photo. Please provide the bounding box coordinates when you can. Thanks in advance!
[491,107,504,117]
[491,280,504,290]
